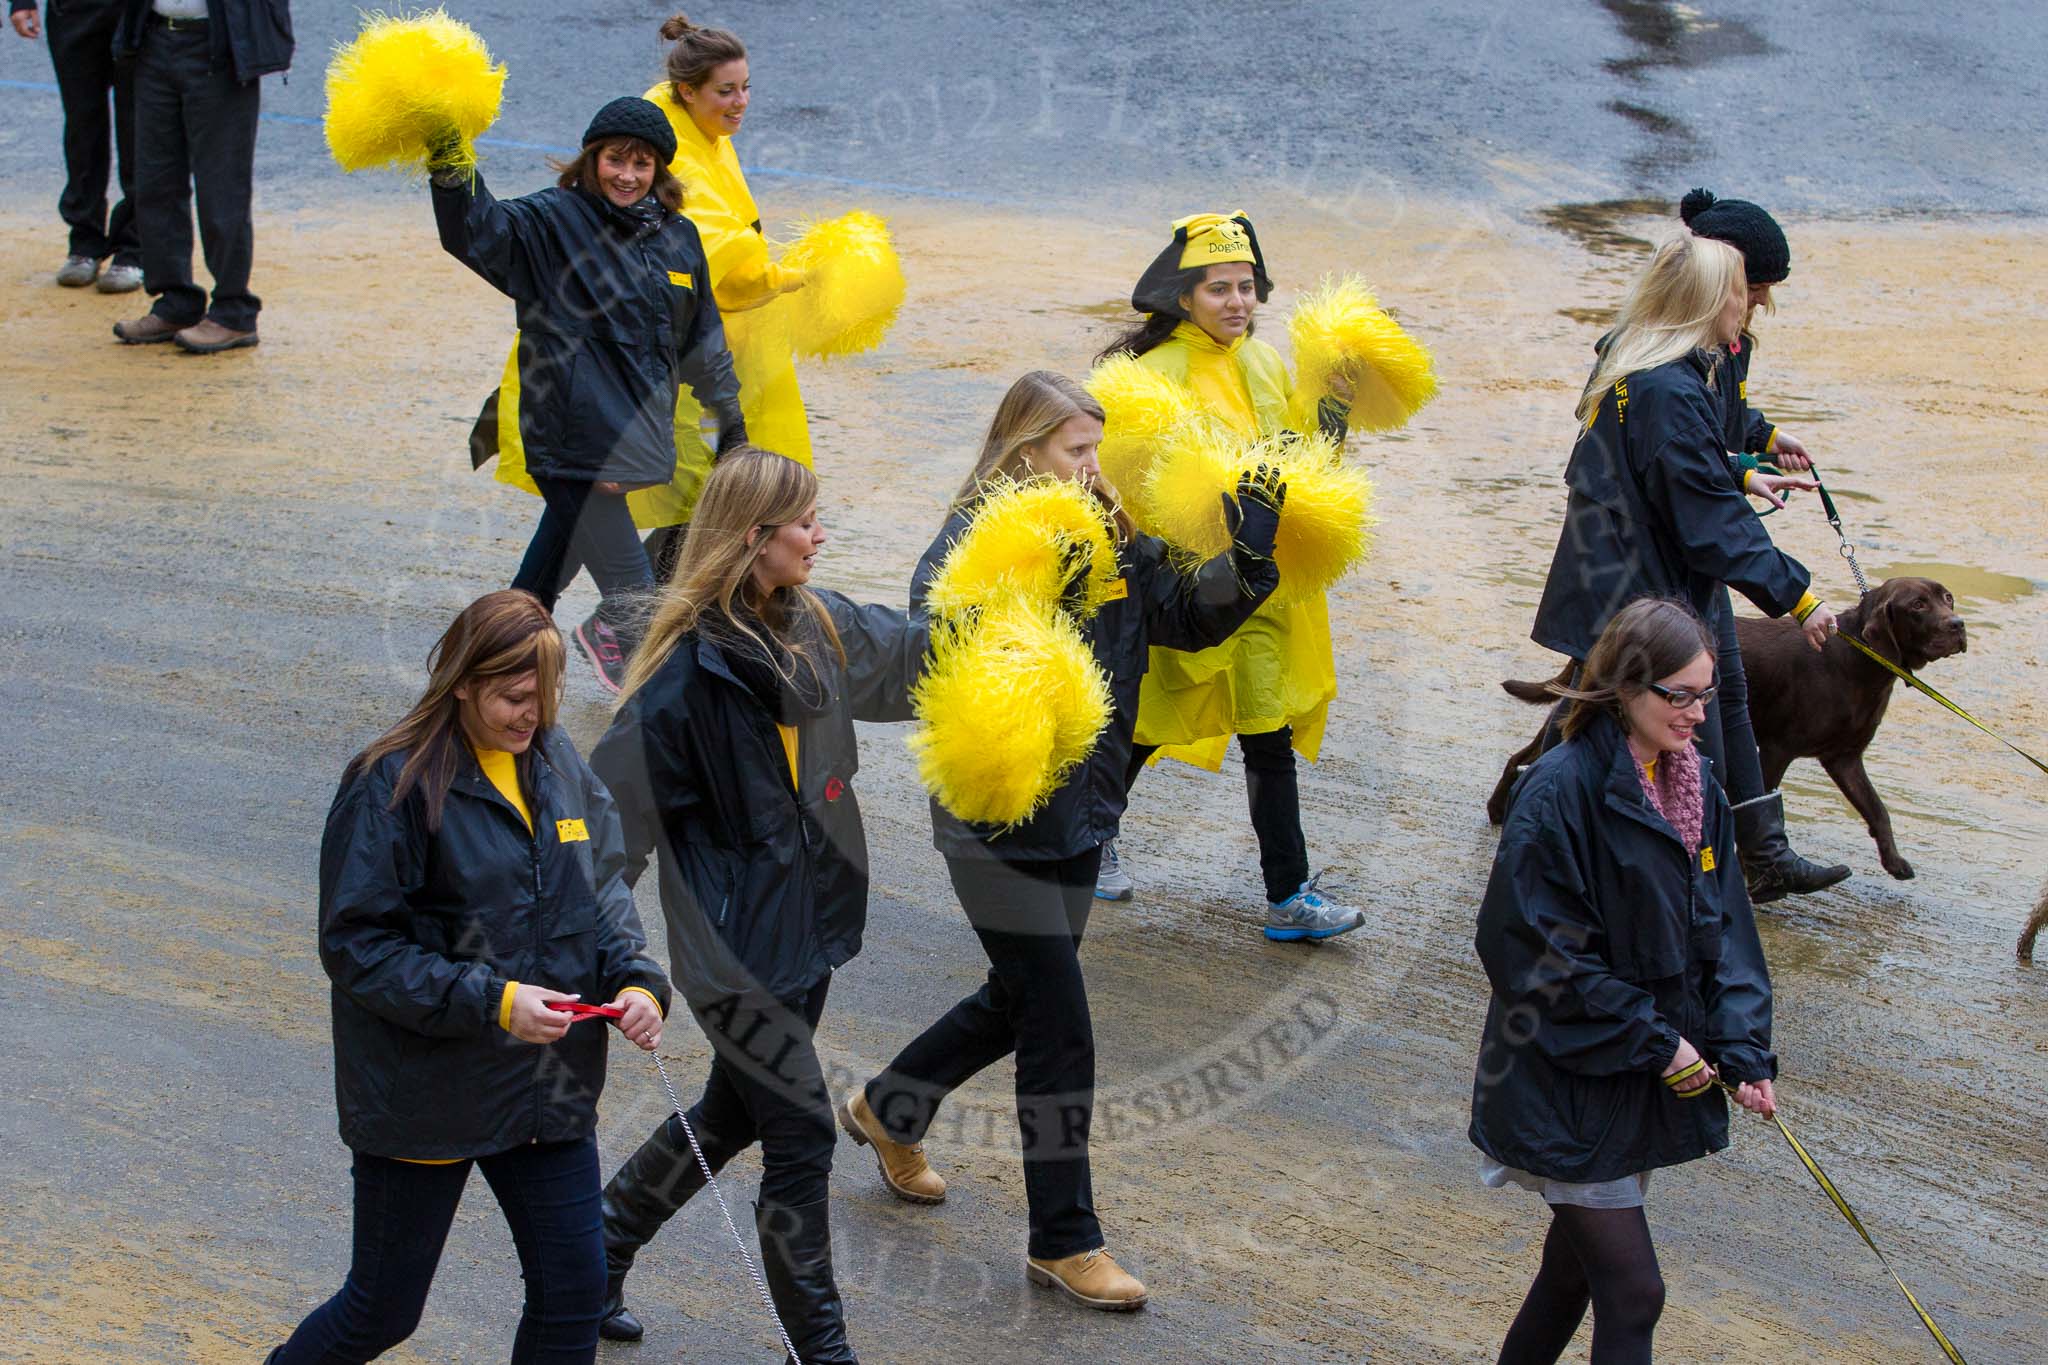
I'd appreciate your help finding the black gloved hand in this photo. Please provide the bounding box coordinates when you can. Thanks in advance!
[1222,462,1286,560]
[714,419,749,460]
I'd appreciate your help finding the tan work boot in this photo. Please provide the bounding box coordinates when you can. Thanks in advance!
[112,312,183,344]
[174,319,259,354]
[837,1088,946,1204]
[1025,1247,1149,1311]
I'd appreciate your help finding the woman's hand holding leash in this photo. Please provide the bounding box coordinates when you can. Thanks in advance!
[1731,1078,1777,1118]
[1802,601,1838,653]
[1747,469,1819,511]
[1661,1036,1717,1098]
[1770,432,1813,470]
[508,986,579,1044]
[612,992,664,1051]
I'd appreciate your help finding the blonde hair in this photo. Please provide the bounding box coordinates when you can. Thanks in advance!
[619,447,842,702]
[1575,232,1745,427]
[350,590,564,831]
[952,371,1133,540]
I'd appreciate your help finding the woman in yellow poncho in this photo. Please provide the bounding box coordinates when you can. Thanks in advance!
[1097,212,1364,942]
[474,12,812,685]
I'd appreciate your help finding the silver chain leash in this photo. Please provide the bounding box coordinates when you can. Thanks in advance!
[649,1051,803,1365]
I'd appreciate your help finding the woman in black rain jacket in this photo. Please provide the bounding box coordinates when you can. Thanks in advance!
[432,96,746,693]
[272,590,669,1365]
[1472,597,1777,1365]
[847,372,1280,1315]
[586,449,926,1361]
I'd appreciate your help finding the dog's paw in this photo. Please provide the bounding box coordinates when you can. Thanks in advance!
[1883,854,1915,880]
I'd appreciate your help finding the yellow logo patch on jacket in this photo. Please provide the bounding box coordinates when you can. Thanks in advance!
[1103,577,1129,602]
[556,818,590,843]
[667,270,693,290]
[1700,846,1716,872]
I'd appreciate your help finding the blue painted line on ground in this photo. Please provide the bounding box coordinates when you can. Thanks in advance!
[2,77,1013,206]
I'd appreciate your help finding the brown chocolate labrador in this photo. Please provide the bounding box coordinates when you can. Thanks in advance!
[1734,576,1965,880]
[1486,578,1966,882]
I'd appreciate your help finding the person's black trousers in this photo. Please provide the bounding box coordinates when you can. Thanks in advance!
[133,18,260,329]
[513,476,655,636]
[686,976,839,1211]
[46,0,139,265]
[865,849,1103,1261]
[272,1138,607,1365]
[1126,728,1310,904]
[1709,585,1767,805]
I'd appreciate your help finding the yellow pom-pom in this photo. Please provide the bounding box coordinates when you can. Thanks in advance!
[922,475,1118,622]
[1139,417,1245,558]
[324,10,506,177]
[1256,431,1377,602]
[779,211,906,359]
[1288,274,1437,432]
[909,604,1111,827]
[1085,355,1198,519]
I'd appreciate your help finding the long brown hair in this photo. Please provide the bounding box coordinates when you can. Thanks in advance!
[1554,597,1715,741]
[349,591,565,830]
[619,447,844,702]
[661,12,747,98]
[952,371,1134,540]
[550,138,685,213]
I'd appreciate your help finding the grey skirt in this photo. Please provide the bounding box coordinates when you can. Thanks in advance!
[1479,1157,1652,1209]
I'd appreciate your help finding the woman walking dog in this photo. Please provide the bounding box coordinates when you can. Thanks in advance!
[1527,229,1837,809]
[844,371,1285,1312]
[1473,597,1778,1365]
[269,590,669,1364]
[433,96,747,695]
[586,449,927,1360]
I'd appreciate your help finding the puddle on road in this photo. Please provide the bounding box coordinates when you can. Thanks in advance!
[1532,198,1670,259]
[1870,562,2039,603]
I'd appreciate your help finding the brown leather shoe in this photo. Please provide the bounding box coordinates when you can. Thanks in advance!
[174,319,259,354]
[1026,1247,1149,1311]
[113,312,184,344]
[837,1088,946,1204]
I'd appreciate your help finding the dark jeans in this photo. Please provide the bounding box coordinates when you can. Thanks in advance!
[47,0,139,264]
[1710,586,1766,805]
[134,19,260,329]
[274,1138,606,1365]
[866,849,1103,1260]
[1126,727,1309,904]
[513,477,654,633]
[685,977,838,1210]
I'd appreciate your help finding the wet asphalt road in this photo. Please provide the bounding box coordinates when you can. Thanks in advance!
[3,0,2047,218]
[3,3,2047,1363]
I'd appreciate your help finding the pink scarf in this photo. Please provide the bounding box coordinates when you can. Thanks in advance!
[1636,743,1705,851]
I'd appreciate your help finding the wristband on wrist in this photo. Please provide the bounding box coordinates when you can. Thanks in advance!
[1662,1058,1709,1091]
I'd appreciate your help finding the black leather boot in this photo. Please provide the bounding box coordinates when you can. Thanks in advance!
[597,1113,730,1342]
[755,1197,858,1364]
[1734,790,1851,904]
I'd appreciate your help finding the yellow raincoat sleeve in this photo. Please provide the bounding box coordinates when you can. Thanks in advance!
[1130,333,1338,769]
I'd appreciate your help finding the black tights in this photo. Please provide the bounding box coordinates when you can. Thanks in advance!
[1498,1204,1664,1365]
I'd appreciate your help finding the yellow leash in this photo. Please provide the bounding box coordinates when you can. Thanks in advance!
[1838,632,2048,777]
[1719,1081,1969,1362]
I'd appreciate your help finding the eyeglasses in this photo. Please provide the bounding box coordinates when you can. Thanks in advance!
[1647,681,1718,709]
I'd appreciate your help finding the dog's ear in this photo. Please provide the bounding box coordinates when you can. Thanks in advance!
[1860,583,1901,661]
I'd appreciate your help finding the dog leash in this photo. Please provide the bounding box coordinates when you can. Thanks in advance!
[649,1051,804,1365]
[1804,465,2048,776]
[1714,1080,1968,1363]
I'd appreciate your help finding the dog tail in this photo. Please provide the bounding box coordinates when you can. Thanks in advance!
[2019,881,2048,963]
[1502,660,1577,706]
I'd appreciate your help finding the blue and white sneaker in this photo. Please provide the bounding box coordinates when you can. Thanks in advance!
[1263,874,1364,942]
[1094,840,1134,901]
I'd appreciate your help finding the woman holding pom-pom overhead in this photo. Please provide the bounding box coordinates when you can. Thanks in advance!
[431,97,746,694]
[1096,212,1371,940]
[845,372,1284,1313]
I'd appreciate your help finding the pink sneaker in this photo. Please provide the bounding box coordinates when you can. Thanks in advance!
[573,614,627,695]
